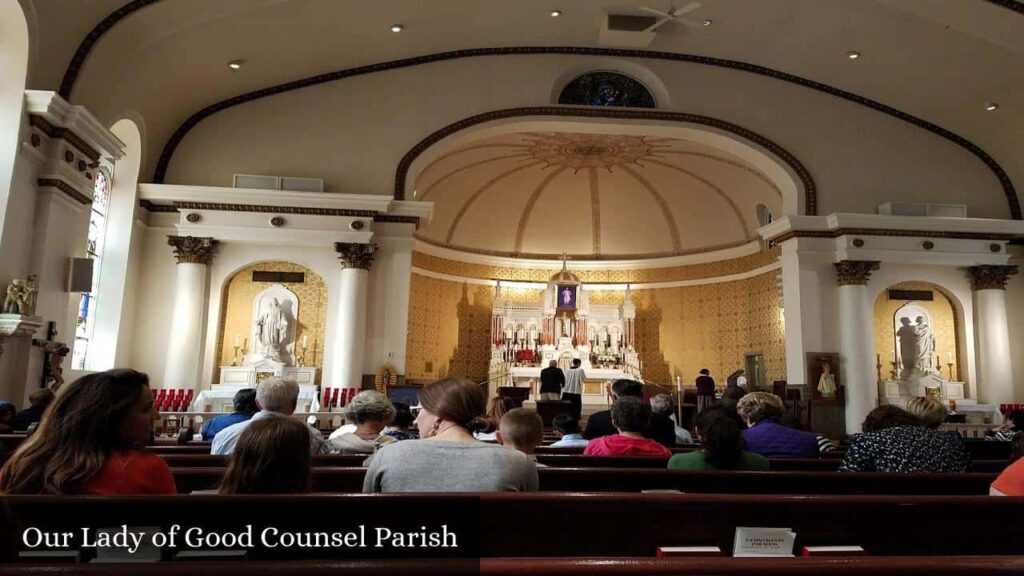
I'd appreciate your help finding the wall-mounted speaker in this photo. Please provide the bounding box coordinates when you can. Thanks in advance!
[67,258,94,293]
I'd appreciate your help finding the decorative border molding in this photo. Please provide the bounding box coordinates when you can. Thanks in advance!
[143,46,1017,219]
[58,0,163,99]
[37,178,91,205]
[371,214,421,227]
[772,228,1018,243]
[139,199,178,212]
[172,202,378,217]
[984,0,1024,16]
[28,115,100,162]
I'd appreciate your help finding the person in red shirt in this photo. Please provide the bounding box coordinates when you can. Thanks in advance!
[991,456,1024,496]
[0,369,175,495]
[584,396,672,457]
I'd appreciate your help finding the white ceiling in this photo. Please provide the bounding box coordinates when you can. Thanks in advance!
[17,0,1024,201]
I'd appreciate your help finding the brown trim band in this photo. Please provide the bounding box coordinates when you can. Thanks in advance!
[38,178,92,205]
[28,115,100,162]
[172,202,377,217]
[772,228,1017,243]
[372,215,421,228]
[984,0,1024,16]
[58,0,163,99]
[148,46,1019,220]
[139,199,178,213]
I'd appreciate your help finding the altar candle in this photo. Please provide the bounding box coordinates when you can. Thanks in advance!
[947,351,953,363]
[243,337,248,349]
[303,334,308,347]
[234,335,240,347]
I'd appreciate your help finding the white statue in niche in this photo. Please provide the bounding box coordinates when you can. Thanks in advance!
[893,302,937,379]
[257,298,288,362]
[247,284,298,366]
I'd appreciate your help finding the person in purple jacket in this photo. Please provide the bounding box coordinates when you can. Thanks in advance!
[736,392,818,458]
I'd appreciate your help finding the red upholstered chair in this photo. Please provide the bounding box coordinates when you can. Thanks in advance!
[322,387,333,409]
[339,388,357,407]
[153,389,166,410]
[183,390,194,411]
[331,388,340,409]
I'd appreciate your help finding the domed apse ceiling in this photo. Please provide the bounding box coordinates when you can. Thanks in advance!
[414,132,784,260]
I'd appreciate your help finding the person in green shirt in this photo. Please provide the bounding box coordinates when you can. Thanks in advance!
[668,405,769,471]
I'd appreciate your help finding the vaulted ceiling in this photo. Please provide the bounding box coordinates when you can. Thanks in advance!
[415,131,782,259]
[17,0,1024,207]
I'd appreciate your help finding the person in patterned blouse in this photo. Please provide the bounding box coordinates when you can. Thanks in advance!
[839,402,969,473]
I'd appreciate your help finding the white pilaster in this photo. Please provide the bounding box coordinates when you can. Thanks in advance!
[835,260,880,434]
[163,236,217,389]
[969,265,1018,406]
[332,242,376,388]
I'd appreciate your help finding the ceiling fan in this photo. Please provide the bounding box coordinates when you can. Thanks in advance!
[639,2,706,32]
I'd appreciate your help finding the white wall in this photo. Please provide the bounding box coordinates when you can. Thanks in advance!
[1005,247,1024,402]
[164,55,1008,219]
[128,214,178,386]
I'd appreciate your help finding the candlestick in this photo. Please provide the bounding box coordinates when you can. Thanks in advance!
[875,354,883,383]
[889,361,898,381]
[232,345,241,367]
[948,362,955,381]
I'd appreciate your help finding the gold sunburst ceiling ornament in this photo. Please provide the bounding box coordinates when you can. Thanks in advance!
[525,133,667,171]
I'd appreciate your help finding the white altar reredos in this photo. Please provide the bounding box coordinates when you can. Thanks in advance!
[488,263,641,405]
[879,300,993,422]
[203,283,318,409]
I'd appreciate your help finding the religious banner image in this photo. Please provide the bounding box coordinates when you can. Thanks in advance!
[557,284,577,310]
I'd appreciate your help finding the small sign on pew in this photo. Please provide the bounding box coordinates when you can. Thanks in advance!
[800,545,866,557]
[732,527,796,557]
[656,546,724,557]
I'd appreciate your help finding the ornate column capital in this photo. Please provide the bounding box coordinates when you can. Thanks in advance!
[967,265,1018,290]
[167,236,218,265]
[335,242,378,270]
[834,260,880,286]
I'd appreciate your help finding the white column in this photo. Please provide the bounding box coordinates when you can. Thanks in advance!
[835,260,880,435]
[332,242,376,389]
[969,266,1018,406]
[163,236,217,389]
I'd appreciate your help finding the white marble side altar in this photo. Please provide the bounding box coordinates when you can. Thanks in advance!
[193,384,320,413]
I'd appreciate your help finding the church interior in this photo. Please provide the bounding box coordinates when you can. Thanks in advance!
[1,0,1024,572]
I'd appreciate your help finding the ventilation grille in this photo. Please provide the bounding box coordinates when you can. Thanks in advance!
[878,202,966,218]
[233,174,324,193]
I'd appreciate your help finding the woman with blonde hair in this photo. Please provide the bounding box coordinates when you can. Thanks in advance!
[219,417,312,494]
[0,370,174,495]
[905,396,947,429]
[363,377,538,492]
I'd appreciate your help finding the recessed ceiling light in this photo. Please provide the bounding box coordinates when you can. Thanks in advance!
[847,51,860,60]
[702,19,713,26]
[227,60,243,70]
[985,102,999,111]
[390,24,404,32]
[551,10,562,17]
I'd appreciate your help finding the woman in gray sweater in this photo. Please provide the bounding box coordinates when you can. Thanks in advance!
[362,378,538,492]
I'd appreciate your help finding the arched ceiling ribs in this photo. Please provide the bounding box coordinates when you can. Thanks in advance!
[617,164,683,253]
[512,166,570,253]
[444,160,545,245]
[642,157,752,239]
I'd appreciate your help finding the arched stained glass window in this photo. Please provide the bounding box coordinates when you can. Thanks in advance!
[558,72,656,108]
[72,171,109,370]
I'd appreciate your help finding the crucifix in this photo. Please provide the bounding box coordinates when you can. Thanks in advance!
[560,252,571,270]
[32,321,70,390]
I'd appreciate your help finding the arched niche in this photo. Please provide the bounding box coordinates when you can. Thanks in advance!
[0,0,30,234]
[215,261,328,384]
[873,281,961,382]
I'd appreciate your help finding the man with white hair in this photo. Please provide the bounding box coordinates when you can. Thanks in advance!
[211,377,333,455]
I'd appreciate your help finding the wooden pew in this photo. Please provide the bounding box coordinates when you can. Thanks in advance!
[167,467,997,495]
[2,557,1024,575]
[3,494,1022,559]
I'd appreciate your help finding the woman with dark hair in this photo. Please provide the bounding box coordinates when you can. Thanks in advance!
[667,406,768,470]
[0,370,174,495]
[363,377,538,492]
[474,396,515,441]
[219,417,312,494]
[382,402,417,441]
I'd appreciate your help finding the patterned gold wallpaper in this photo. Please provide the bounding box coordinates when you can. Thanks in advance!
[873,281,959,379]
[412,247,779,284]
[216,261,328,384]
[406,268,786,386]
